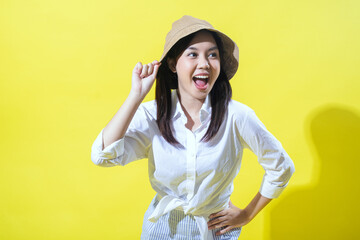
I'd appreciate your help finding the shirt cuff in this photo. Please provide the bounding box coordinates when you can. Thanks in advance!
[258,153,295,199]
[258,179,288,199]
[91,129,125,166]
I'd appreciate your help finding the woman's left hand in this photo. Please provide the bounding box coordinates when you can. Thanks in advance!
[207,201,252,236]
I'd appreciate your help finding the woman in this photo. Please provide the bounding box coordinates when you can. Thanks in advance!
[91,15,295,240]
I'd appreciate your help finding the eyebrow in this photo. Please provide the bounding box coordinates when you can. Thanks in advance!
[187,46,218,51]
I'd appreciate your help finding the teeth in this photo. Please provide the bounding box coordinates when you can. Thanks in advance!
[194,75,209,79]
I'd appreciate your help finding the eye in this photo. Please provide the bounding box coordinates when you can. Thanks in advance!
[209,52,218,58]
[188,52,198,57]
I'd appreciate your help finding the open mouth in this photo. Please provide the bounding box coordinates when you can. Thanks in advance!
[193,75,209,90]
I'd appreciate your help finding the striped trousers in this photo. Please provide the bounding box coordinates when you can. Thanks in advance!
[141,195,242,240]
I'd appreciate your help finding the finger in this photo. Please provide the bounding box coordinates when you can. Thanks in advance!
[209,209,227,219]
[152,62,160,77]
[147,63,154,75]
[140,64,149,78]
[208,216,227,229]
[216,226,233,236]
[133,62,142,74]
[152,60,159,65]
[208,216,226,226]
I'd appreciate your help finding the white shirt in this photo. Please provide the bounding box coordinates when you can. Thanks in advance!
[91,90,295,240]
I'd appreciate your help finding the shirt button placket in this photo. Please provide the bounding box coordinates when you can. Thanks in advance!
[186,130,197,201]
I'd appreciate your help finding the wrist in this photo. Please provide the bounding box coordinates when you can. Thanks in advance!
[242,207,255,222]
[128,90,145,104]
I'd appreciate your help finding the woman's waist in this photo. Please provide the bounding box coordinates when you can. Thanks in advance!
[154,192,230,217]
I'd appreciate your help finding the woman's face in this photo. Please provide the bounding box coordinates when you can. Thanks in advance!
[169,31,221,102]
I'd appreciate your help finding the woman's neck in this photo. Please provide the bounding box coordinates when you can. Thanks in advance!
[176,89,205,118]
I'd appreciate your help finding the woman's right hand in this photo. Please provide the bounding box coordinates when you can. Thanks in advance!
[130,60,161,100]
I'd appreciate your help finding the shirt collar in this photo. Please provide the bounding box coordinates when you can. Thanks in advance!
[171,90,212,123]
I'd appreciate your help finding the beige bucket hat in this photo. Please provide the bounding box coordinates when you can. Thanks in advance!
[160,15,239,80]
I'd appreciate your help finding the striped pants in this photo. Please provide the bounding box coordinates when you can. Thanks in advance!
[141,195,242,240]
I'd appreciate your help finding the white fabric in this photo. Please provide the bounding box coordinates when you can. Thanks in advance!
[148,194,214,240]
[91,90,295,240]
[141,194,242,239]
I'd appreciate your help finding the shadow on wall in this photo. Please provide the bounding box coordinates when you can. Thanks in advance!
[269,104,360,239]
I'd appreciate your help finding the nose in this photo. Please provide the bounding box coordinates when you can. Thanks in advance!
[198,55,210,69]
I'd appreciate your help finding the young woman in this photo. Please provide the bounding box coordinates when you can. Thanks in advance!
[91,15,295,240]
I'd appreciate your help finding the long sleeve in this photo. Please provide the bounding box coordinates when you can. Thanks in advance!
[239,109,295,199]
[91,103,153,167]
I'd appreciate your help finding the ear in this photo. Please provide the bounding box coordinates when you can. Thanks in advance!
[167,58,177,73]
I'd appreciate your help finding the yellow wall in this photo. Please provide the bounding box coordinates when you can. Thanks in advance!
[1,0,359,239]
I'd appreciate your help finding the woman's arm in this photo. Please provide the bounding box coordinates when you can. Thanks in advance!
[102,61,160,149]
[207,192,272,235]
[242,192,272,220]
[207,108,295,235]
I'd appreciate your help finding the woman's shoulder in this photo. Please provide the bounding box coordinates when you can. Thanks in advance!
[227,100,258,131]
[228,99,254,117]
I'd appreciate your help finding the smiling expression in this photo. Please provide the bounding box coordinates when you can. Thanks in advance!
[168,30,221,102]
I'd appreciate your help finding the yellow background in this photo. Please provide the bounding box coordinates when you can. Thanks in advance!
[1,0,359,239]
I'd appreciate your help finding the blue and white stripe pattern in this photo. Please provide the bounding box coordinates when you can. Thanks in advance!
[141,195,242,240]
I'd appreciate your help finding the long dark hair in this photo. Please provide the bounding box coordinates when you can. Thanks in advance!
[156,30,232,145]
